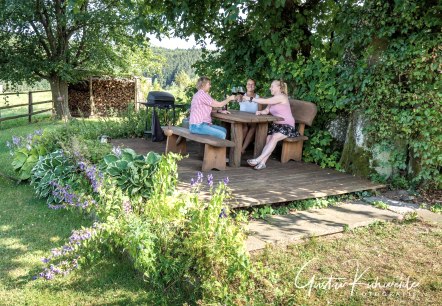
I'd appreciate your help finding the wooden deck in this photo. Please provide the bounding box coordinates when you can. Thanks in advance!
[113,138,385,208]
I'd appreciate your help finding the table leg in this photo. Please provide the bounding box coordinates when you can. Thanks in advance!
[254,122,268,157]
[229,122,243,167]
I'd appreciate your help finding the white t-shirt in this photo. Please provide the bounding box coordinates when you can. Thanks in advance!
[240,94,259,113]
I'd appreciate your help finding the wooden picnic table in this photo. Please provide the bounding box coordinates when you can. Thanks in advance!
[211,110,281,167]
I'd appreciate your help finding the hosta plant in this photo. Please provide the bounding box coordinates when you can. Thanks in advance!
[101,148,162,198]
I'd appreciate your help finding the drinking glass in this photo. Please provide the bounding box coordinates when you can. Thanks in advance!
[237,86,245,96]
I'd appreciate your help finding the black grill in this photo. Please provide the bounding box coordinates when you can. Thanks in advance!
[139,91,185,140]
[147,91,175,107]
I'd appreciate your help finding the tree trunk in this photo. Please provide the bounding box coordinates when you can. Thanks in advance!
[339,111,373,178]
[49,76,71,120]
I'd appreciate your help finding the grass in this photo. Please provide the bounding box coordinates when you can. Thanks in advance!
[0,91,53,130]
[1,120,441,305]
[252,221,442,305]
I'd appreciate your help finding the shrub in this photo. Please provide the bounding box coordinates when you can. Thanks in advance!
[39,153,253,303]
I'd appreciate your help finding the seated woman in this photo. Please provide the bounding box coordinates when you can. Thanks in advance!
[245,80,299,170]
[189,76,235,139]
[239,79,259,154]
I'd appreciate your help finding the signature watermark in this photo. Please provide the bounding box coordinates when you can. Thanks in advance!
[294,258,420,298]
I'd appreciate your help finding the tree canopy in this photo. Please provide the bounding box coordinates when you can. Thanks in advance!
[0,0,162,118]
[143,0,441,186]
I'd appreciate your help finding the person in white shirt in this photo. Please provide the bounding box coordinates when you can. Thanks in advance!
[238,79,259,153]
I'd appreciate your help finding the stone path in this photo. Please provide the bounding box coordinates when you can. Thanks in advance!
[245,199,442,252]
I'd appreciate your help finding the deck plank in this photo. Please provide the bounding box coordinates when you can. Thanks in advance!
[113,138,385,208]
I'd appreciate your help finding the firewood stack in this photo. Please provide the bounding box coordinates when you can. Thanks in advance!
[68,78,136,117]
[68,81,91,117]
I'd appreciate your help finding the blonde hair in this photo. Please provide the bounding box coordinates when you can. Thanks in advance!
[196,76,210,89]
[274,79,288,95]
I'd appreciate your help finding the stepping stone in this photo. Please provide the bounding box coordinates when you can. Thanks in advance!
[363,196,420,214]
[246,201,401,252]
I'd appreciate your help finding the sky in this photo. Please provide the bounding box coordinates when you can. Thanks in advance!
[147,34,216,50]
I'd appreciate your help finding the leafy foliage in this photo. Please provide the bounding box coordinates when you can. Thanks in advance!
[38,151,253,303]
[101,149,162,198]
[144,0,441,187]
[8,130,48,180]
[0,0,162,118]
[30,150,78,203]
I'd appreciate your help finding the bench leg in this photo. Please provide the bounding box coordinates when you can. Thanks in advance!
[281,141,303,163]
[165,134,187,154]
[202,144,226,171]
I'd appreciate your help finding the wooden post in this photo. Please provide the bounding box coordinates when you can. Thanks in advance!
[28,91,33,123]
[134,77,139,112]
[89,76,95,116]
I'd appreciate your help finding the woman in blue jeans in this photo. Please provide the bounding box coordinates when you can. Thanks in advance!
[189,76,235,139]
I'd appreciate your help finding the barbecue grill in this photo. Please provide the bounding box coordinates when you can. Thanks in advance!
[147,91,175,107]
[139,91,185,139]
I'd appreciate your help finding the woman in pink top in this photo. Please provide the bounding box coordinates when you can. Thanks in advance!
[244,80,300,170]
[189,76,235,139]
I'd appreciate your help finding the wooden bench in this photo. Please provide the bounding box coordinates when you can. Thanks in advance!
[162,126,235,171]
[281,99,317,163]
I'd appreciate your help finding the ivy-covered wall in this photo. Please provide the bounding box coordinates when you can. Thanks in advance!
[189,0,441,188]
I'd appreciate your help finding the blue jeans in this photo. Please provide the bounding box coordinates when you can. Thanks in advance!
[189,123,227,139]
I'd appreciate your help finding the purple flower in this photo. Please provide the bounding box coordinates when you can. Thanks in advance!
[78,161,86,171]
[122,200,132,214]
[223,177,229,185]
[219,208,227,218]
[51,248,62,257]
[34,129,43,136]
[197,171,203,184]
[41,257,50,263]
[12,136,21,146]
[190,178,196,187]
[207,174,213,187]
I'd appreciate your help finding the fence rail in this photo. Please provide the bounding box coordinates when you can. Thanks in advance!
[0,90,53,123]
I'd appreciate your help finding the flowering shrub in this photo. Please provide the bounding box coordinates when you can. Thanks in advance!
[38,152,253,303]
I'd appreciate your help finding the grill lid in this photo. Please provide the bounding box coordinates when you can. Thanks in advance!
[147,91,175,105]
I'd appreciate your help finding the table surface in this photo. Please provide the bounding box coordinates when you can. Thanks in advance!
[211,109,282,123]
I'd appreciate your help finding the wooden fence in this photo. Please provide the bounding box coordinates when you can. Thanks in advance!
[0,90,53,123]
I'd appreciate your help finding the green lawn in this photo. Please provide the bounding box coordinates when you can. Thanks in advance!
[0,91,53,130]
[1,121,441,305]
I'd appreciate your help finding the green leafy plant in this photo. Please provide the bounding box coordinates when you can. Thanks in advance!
[101,148,162,198]
[40,153,253,303]
[372,200,389,210]
[302,129,342,169]
[430,204,442,214]
[30,150,82,204]
[8,130,48,180]
[252,205,274,219]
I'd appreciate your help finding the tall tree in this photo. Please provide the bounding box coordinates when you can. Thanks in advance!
[0,0,161,119]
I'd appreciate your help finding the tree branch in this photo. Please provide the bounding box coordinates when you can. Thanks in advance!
[29,21,52,58]
[37,1,56,53]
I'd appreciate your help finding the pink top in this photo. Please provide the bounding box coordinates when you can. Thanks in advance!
[269,103,295,126]
[189,90,215,125]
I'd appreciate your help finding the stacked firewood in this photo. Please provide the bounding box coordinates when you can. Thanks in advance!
[68,78,135,117]
[68,81,91,117]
